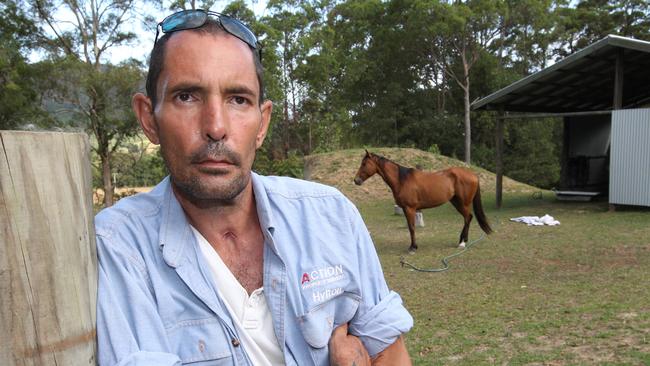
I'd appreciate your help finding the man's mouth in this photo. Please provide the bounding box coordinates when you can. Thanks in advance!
[195,158,234,169]
[189,141,241,171]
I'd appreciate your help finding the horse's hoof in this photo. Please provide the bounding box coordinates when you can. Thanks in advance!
[458,242,466,249]
[408,248,417,255]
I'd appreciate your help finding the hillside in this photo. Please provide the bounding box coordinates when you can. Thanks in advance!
[304,148,539,204]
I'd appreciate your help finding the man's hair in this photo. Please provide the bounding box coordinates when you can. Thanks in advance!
[145,19,264,107]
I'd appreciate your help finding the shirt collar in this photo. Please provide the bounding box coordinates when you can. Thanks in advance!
[159,177,194,268]
[251,172,276,235]
[159,173,277,268]
[251,172,283,262]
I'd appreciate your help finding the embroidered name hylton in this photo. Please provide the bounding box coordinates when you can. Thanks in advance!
[300,264,345,290]
[312,287,343,303]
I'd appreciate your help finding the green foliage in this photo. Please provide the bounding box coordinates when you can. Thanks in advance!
[167,0,218,11]
[552,0,650,60]
[503,118,562,189]
[427,144,440,155]
[0,47,43,129]
[92,140,167,189]
[113,149,167,188]
[36,57,143,143]
[0,0,50,128]
[253,149,304,178]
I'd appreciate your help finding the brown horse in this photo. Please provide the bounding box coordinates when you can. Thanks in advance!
[354,150,492,252]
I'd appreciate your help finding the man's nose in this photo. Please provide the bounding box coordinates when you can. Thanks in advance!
[202,98,227,141]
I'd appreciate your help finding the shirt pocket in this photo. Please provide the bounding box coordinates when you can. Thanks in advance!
[167,318,233,365]
[297,292,361,349]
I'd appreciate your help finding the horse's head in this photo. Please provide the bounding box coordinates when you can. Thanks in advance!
[354,150,380,185]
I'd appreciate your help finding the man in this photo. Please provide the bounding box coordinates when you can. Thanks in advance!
[96,9,412,366]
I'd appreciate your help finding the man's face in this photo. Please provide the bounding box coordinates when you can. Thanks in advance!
[137,31,271,203]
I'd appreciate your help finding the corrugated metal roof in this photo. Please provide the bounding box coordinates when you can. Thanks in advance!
[472,35,650,113]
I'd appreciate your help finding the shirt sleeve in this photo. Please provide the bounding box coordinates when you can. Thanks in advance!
[345,202,414,357]
[96,233,182,366]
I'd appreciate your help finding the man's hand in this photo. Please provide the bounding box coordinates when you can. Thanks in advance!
[329,323,371,366]
[329,323,412,366]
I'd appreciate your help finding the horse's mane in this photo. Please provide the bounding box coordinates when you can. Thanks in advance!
[370,153,412,169]
[370,153,414,184]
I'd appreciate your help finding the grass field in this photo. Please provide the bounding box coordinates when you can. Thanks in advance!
[357,192,650,365]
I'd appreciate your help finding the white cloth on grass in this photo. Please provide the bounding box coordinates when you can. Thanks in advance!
[510,214,560,226]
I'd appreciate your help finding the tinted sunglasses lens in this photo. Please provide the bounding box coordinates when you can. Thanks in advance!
[220,16,257,48]
[161,10,207,33]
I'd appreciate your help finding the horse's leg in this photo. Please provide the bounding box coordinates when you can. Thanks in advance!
[450,196,473,248]
[403,206,418,253]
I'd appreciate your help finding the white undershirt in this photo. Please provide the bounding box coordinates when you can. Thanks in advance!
[191,227,285,366]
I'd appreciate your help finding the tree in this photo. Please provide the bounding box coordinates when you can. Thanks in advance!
[503,118,561,189]
[328,0,401,147]
[262,0,323,157]
[286,0,349,153]
[427,0,503,164]
[0,0,49,128]
[552,0,650,60]
[496,0,562,73]
[24,0,144,206]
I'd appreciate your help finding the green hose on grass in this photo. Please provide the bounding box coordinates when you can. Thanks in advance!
[399,216,500,273]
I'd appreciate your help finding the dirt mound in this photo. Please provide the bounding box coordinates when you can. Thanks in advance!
[303,148,538,204]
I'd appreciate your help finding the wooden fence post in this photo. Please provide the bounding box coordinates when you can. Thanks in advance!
[0,131,97,365]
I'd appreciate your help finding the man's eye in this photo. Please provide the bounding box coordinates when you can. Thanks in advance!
[178,93,193,102]
[233,96,247,105]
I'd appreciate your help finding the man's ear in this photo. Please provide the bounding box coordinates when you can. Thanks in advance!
[132,93,159,144]
[256,100,273,149]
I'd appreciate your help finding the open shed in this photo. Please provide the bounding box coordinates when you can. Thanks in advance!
[472,35,650,208]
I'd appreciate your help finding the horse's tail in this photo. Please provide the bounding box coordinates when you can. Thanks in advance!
[473,183,493,234]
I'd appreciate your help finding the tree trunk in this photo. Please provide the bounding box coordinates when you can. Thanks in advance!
[440,70,447,111]
[101,152,114,207]
[308,120,312,154]
[463,70,471,165]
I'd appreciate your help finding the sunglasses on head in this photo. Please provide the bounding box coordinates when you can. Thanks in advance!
[154,9,262,59]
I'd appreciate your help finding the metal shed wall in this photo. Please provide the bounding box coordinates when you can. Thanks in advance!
[610,108,650,207]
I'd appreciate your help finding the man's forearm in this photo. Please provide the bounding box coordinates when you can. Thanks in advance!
[371,336,411,366]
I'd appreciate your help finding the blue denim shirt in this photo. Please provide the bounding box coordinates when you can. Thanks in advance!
[96,173,413,365]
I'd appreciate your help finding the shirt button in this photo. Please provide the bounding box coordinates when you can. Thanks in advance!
[272,278,278,290]
[231,338,240,347]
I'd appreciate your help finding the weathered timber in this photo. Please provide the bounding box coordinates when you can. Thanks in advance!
[0,131,97,365]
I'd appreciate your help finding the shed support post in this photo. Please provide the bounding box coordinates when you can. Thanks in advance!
[496,110,504,209]
[613,48,624,109]
[610,48,624,212]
